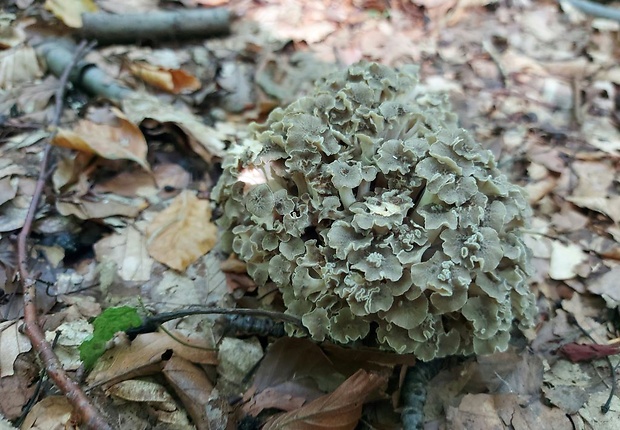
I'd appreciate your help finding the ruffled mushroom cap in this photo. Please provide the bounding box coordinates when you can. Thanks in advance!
[213,62,537,360]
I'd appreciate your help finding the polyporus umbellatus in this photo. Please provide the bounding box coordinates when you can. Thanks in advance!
[212,62,537,361]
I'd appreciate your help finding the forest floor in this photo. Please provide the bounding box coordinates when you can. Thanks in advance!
[1,0,620,429]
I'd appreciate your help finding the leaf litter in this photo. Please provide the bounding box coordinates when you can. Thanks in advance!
[0,0,620,428]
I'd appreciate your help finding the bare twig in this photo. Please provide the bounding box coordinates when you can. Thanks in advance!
[17,40,112,430]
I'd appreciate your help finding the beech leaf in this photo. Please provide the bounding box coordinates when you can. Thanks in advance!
[263,369,385,430]
[53,107,149,170]
[129,62,202,94]
[146,190,218,271]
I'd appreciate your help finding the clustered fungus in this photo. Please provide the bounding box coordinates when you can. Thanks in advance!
[212,62,537,361]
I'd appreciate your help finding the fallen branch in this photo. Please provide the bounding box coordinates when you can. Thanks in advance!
[17,40,113,430]
[80,8,231,45]
[400,359,445,430]
[36,39,132,102]
[125,307,310,339]
[562,0,620,22]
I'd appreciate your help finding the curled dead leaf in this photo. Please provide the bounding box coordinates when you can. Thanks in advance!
[53,107,149,170]
[263,369,386,430]
[129,62,201,94]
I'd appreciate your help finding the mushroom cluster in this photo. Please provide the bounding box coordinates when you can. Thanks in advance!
[212,62,537,360]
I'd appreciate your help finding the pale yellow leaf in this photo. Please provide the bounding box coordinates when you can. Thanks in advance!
[94,225,153,282]
[107,379,176,404]
[44,319,93,371]
[146,191,217,271]
[44,0,98,28]
[0,45,43,90]
[549,241,587,281]
[20,396,73,429]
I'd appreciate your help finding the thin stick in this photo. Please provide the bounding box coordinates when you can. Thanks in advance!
[17,40,112,430]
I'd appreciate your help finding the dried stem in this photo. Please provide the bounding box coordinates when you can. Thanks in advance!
[17,40,112,430]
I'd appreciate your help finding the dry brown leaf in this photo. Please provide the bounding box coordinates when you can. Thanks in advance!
[248,338,343,396]
[0,177,34,232]
[0,356,38,420]
[570,229,620,260]
[162,356,228,430]
[447,393,571,430]
[220,254,247,273]
[579,390,620,429]
[244,385,311,417]
[129,62,201,94]
[94,225,153,282]
[153,163,191,192]
[94,170,158,198]
[146,190,217,271]
[20,396,73,430]
[87,331,218,388]
[0,177,17,206]
[43,0,98,28]
[550,204,589,232]
[581,118,620,156]
[252,4,336,44]
[0,202,28,233]
[587,265,620,306]
[263,369,386,430]
[322,343,419,370]
[122,92,225,160]
[53,107,149,170]
[1,76,57,115]
[562,294,608,344]
[0,320,32,378]
[0,45,43,89]
[60,295,102,319]
[217,337,264,396]
[107,380,192,427]
[0,14,25,49]
[571,160,616,198]
[243,338,340,417]
[0,158,27,179]
[51,152,94,194]
[107,379,174,403]
[524,176,557,204]
[146,253,230,310]
[97,0,159,13]
[56,194,148,220]
[194,0,229,6]
[44,319,93,371]
[567,196,620,225]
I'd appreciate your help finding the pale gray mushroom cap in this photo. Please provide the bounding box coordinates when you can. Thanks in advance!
[212,62,537,361]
